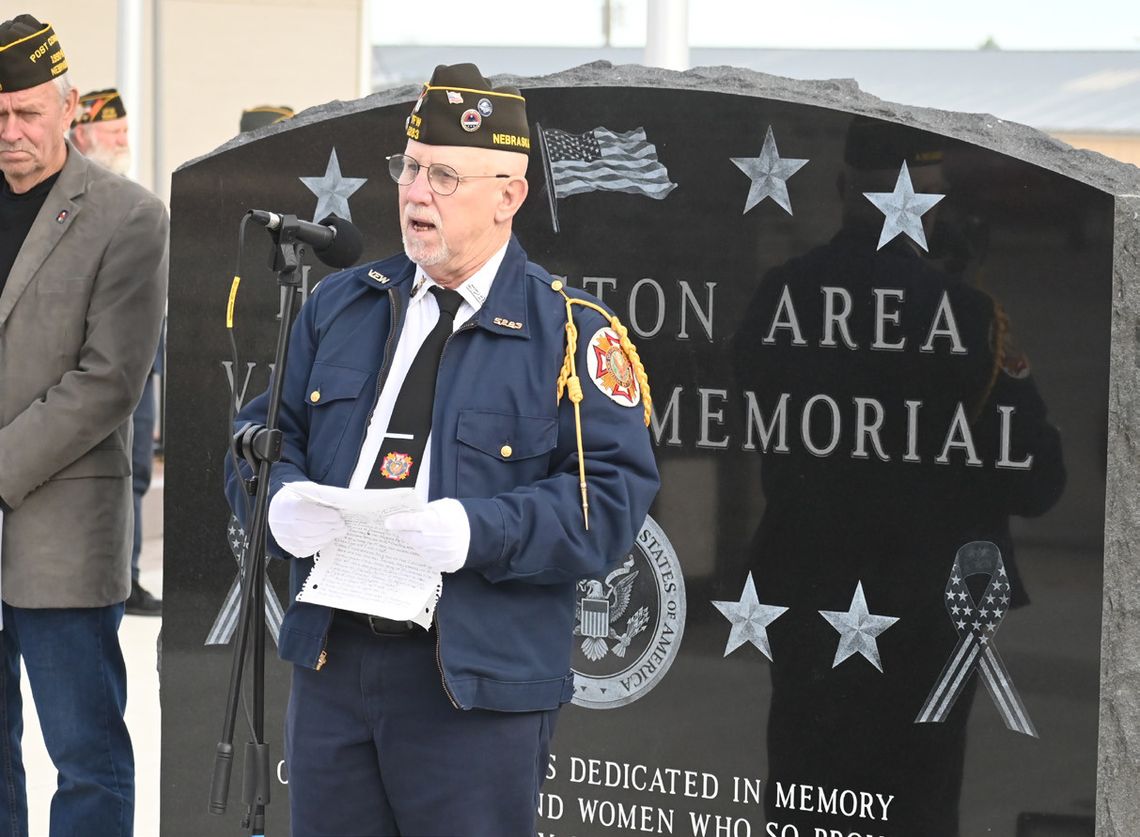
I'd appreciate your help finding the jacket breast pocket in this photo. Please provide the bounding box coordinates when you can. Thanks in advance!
[305,363,371,481]
[455,410,557,496]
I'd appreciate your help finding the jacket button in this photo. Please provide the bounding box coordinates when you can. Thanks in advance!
[310,390,321,403]
[500,445,513,458]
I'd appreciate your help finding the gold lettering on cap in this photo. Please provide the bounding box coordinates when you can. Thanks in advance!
[492,133,530,149]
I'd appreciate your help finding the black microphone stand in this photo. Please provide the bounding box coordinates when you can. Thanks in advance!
[210,216,313,836]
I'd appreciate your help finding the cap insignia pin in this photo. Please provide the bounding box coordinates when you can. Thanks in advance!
[460,109,482,132]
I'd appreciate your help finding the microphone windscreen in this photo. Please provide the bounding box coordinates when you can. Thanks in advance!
[317,214,364,268]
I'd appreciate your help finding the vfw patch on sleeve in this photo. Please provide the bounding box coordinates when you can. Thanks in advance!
[588,326,641,408]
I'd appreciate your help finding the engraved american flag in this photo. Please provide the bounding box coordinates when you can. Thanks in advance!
[543,126,677,200]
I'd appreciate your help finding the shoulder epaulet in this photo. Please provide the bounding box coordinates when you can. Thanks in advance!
[546,278,652,530]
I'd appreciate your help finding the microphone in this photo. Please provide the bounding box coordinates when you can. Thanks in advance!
[247,210,363,268]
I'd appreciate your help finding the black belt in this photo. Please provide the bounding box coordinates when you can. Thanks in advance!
[337,609,426,637]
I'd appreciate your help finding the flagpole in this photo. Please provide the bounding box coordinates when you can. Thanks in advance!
[536,122,561,234]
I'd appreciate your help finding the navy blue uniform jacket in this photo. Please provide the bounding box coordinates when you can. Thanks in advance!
[225,236,660,712]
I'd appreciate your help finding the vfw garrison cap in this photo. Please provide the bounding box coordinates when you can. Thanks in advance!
[406,63,530,155]
[75,88,126,125]
[0,14,68,93]
[240,105,294,133]
[844,116,944,171]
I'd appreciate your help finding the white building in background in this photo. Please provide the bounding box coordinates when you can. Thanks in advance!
[25,1,1139,203]
[32,0,370,201]
[372,46,1140,166]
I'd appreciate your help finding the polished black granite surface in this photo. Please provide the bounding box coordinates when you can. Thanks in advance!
[164,84,1109,837]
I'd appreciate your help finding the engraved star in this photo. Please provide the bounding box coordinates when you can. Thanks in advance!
[712,573,789,660]
[946,590,957,600]
[300,148,367,222]
[730,126,808,215]
[819,581,899,672]
[950,574,961,585]
[863,161,944,251]
[956,619,967,630]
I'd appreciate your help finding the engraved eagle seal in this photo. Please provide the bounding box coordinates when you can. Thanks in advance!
[575,560,650,662]
[570,515,686,709]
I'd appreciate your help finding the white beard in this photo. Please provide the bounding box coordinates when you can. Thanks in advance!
[86,144,131,176]
[401,209,450,267]
[402,232,451,268]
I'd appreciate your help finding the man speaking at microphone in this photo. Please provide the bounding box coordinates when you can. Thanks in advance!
[225,63,659,835]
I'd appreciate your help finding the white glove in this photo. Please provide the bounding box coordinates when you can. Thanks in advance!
[267,481,348,557]
[385,498,470,574]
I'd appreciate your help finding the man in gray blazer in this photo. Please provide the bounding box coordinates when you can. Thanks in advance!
[0,15,168,836]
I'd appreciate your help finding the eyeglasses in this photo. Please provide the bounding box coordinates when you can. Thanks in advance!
[386,154,510,196]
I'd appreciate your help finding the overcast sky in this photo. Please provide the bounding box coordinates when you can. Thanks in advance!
[372,0,1139,50]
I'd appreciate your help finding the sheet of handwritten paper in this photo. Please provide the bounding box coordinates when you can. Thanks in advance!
[291,485,439,627]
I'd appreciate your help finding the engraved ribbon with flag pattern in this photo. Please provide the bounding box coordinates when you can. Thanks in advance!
[205,515,285,646]
[915,540,1037,737]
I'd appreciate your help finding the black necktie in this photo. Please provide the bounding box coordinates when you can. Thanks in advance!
[366,285,464,488]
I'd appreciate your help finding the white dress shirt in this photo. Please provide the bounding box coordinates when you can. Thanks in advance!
[349,243,508,499]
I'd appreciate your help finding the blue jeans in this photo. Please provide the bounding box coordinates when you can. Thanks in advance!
[0,604,134,837]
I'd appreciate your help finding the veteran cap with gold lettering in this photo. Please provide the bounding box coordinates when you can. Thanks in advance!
[405,63,530,154]
[843,116,944,171]
[0,14,68,93]
[74,88,126,126]
[240,105,294,133]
